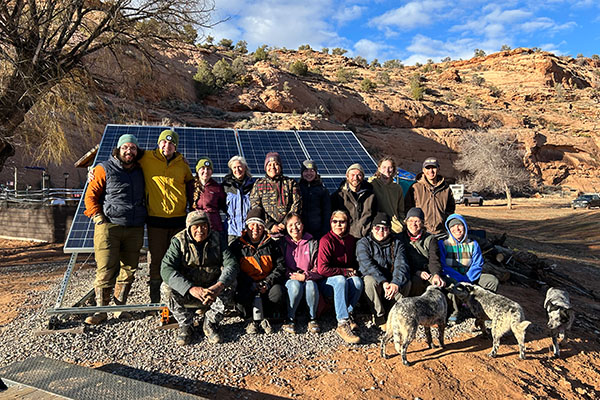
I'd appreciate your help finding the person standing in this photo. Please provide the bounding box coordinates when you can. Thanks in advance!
[369,156,405,233]
[250,152,301,237]
[140,129,194,303]
[161,210,238,345]
[84,134,146,325]
[298,160,330,240]
[404,157,455,236]
[222,156,254,244]
[191,157,226,233]
[331,163,378,239]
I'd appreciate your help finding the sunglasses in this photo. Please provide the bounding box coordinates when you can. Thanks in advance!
[374,225,390,232]
[424,166,438,170]
[332,219,347,225]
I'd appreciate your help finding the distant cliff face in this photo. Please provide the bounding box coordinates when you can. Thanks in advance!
[4,47,599,192]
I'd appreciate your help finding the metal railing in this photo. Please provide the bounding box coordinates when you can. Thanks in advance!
[0,187,83,205]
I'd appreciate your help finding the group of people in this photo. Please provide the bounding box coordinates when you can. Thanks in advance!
[84,131,499,345]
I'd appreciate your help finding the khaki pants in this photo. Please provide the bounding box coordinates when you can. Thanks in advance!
[93,223,144,288]
[147,225,183,282]
[363,275,411,318]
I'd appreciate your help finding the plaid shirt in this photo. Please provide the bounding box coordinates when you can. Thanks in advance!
[250,175,301,228]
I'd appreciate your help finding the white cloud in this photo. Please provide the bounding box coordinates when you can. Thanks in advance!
[353,39,395,62]
[403,33,505,64]
[334,5,366,25]
[369,0,448,31]
[520,17,576,33]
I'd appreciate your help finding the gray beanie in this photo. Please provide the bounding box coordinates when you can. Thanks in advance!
[117,134,138,149]
[346,163,364,175]
[448,218,464,229]
[405,207,425,221]
[186,210,209,228]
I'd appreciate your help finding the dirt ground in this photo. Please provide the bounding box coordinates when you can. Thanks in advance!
[1,196,599,399]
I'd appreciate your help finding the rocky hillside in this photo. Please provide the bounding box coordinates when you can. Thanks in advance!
[4,46,600,192]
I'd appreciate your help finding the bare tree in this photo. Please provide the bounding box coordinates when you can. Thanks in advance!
[454,130,531,209]
[0,0,215,172]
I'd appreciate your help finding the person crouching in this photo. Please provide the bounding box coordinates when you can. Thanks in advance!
[161,210,238,345]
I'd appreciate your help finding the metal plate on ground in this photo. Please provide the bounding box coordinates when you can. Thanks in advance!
[0,356,204,399]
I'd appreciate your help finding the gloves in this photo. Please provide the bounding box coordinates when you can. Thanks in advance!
[92,213,107,225]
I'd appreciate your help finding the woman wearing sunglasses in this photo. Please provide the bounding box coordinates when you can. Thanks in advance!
[316,210,364,344]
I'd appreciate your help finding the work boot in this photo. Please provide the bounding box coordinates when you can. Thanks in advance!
[260,318,273,334]
[176,325,193,346]
[245,320,259,334]
[203,318,221,344]
[113,282,132,319]
[282,320,296,334]
[149,280,162,303]
[336,320,360,344]
[308,320,321,334]
[85,287,112,325]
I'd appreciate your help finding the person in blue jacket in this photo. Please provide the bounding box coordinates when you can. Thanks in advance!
[222,156,255,244]
[438,213,499,323]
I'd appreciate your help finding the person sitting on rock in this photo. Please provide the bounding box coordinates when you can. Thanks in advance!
[230,207,287,334]
[357,212,411,330]
[438,213,499,323]
[161,210,238,345]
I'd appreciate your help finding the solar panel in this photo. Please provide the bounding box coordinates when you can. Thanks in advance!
[298,130,378,176]
[64,126,378,253]
[237,130,308,176]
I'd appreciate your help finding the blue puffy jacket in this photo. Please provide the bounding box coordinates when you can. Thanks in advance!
[222,174,255,237]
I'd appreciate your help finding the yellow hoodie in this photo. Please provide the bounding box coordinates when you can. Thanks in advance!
[139,149,193,218]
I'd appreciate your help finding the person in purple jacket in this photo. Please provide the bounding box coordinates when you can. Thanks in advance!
[191,157,226,234]
[438,213,499,323]
[280,213,322,334]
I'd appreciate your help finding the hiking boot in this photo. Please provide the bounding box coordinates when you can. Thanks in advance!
[282,320,296,334]
[85,287,111,325]
[260,318,273,334]
[203,318,221,344]
[113,282,132,319]
[245,320,259,335]
[308,320,321,334]
[336,321,360,344]
[176,325,193,346]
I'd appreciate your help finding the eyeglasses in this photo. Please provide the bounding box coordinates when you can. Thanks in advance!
[424,166,438,170]
[374,226,390,232]
[332,219,347,225]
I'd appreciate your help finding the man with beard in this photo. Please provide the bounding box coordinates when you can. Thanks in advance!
[84,134,147,325]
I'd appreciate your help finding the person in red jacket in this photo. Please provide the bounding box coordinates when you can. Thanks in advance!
[191,157,226,234]
[317,210,364,344]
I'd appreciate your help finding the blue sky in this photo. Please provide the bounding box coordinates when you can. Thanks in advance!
[206,0,599,65]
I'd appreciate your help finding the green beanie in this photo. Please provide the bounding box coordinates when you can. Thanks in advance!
[158,129,179,147]
[117,134,138,149]
[196,157,213,171]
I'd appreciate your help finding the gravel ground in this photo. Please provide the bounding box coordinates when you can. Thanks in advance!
[0,261,478,396]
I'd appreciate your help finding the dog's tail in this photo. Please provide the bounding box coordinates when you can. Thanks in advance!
[513,320,531,335]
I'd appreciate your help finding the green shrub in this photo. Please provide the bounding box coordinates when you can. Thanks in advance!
[212,58,233,87]
[472,74,485,86]
[298,44,311,50]
[500,44,511,51]
[193,60,216,98]
[205,35,214,45]
[473,48,486,58]
[592,54,599,61]
[441,56,451,62]
[383,59,403,69]
[370,58,381,68]
[234,40,248,54]
[231,57,247,77]
[376,71,390,85]
[409,74,424,101]
[182,24,197,44]
[289,60,308,76]
[218,38,233,49]
[488,85,502,97]
[336,68,354,83]
[321,47,329,54]
[360,78,376,92]
[253,45,269,62]
[353,56,368,67]
[331,47,348,56]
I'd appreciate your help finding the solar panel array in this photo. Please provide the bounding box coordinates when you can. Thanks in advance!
[64,126,377,252]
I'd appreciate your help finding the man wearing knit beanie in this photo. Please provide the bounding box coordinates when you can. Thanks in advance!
[400,207,445,296]
[250,153,300,236]
[83,133,146,325]
[161,210,238,345]
[331,162,378,238]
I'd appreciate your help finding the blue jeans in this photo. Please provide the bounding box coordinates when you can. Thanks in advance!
[285,279,319,320]
[319,275,364,322]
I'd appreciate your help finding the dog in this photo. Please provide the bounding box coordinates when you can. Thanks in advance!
[454,283,531,359]
[380,285,447,366]
[545,287,575,358]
